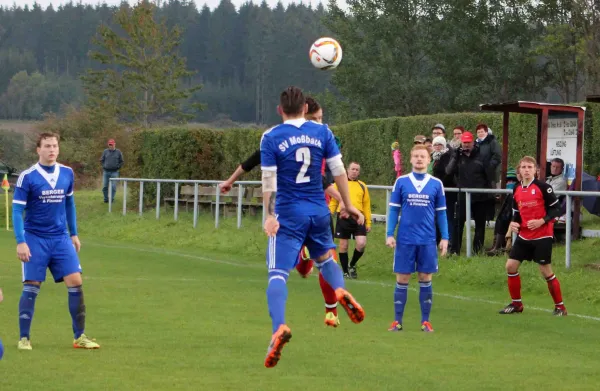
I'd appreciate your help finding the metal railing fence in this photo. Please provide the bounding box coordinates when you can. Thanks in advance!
[109,177,600,269]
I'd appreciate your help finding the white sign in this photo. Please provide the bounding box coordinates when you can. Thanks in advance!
[546,116,578,185]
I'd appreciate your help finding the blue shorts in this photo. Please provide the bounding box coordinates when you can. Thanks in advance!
[393,242,438,274]
[266,213,336,272]
[22,232,82,283]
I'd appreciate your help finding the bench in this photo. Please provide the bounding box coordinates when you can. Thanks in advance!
[164,184,196,211]
[242,187,263,216]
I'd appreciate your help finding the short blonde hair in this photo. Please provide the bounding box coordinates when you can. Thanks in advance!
[518,156,537,168]
[411,144,430,154]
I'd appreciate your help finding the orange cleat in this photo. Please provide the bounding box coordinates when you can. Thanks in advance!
[264,324,292,368]
[335,288,365,324]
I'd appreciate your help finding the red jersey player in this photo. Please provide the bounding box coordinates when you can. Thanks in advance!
[499,156,567,316]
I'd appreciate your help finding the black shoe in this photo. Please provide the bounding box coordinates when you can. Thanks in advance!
[499,303,524,314]
[552,307,568,316]
[343,272,350,279]
[103,200,109,203]
[349,267,358,279]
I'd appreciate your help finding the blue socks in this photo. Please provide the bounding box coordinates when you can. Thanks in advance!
[419,280,433,323]
[19,284,40,339]
[68,285,86,339]
[394,282,408,323]
[315,256,344,290]
[394,281,433,324]
[266,270,289,334]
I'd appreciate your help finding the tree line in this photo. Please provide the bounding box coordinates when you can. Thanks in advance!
[0,0,598,125]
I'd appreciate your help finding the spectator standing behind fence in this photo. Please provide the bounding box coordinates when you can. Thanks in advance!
[100,139,124,203]
[329,162,372,279]
[445,131,490,255]
[431,136,455,250]
[391,141,402,178]
[475,124,502,186]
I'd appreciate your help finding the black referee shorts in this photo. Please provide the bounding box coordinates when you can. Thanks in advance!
[335,215,367,240]
[508,237,553,265]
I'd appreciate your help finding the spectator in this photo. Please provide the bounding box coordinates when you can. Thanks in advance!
[100,139,124,203]
[431,136,456,249]
[445,131,490,254]
[424,137,433,155]
[547,158,567,191]
[475,123,502,186]
[413,135,427,145]
[486,168,518,256]
[391,141,402,178]
[450,126,464,149]
[432,123,454,150]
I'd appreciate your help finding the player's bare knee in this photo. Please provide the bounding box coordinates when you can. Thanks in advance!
[355,236,367,251]
[505,259,520,274]
[396,273,410,284]
[23,281,41,287]
[417,272,432,282]
[538,264,554,278]
[338,240,349,252]
[315,250,332,263]
[64,272,83,287]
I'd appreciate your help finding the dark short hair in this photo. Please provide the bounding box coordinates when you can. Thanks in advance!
[36,132,60,147]
[305,96,321,116]
[280,86,305,115]
[551,158,565,170]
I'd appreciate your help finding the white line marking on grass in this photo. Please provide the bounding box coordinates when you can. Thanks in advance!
[84,241,600,322]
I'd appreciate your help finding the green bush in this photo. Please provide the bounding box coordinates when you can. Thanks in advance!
[129,104,600,187]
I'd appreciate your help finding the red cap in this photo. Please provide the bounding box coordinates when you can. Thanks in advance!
[461,132,474,143]
[108,139,116,145]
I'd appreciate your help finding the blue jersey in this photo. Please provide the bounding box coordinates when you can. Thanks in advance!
[260,119,340,216]
[13,163,75,238]
[389,173,446,245]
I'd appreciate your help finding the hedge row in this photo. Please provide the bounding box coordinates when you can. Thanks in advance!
[129,103,600,188]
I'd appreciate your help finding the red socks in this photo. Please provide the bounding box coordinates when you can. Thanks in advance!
[546,274,565,309]
[507,273,522,307]
[319,272,337,315]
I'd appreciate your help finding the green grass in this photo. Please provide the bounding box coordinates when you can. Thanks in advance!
[0,190,599,390]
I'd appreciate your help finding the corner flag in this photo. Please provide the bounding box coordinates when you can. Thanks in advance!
[2,174,10,230]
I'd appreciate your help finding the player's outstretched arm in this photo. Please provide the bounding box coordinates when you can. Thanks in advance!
[220,149,261,194]
[220,165,245,194]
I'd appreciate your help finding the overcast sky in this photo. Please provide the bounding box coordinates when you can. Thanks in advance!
[0,0,347,10]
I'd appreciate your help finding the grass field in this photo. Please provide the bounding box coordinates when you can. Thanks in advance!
[0,191,599,390]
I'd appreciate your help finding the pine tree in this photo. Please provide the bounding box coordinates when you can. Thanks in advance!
[82,0,202,127]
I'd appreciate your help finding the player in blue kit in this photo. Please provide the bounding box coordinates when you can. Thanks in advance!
[12,133,100,350]
[260,86,365,368]
[386,144,449,332]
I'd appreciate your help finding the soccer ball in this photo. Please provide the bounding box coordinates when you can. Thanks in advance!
[309,37,343,70]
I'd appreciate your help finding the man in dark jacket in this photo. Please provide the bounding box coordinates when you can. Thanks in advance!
[445,131,490,255]
[431,136,455,248]
[100,139,124,203]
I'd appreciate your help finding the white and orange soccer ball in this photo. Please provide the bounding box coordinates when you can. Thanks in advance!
[309,37,343,70]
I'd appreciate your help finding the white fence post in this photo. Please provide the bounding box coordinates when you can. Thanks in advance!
[465,192,472,258]
[156,182,161,220]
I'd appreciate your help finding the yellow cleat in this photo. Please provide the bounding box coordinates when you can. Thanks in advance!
[17,337,32,350]
[324,312,340,328]
[73,334,100,349]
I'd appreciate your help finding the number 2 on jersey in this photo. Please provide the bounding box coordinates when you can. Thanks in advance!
[295,147,311,183]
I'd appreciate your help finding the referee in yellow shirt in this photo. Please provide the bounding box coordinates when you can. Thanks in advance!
[329,162,372,279]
